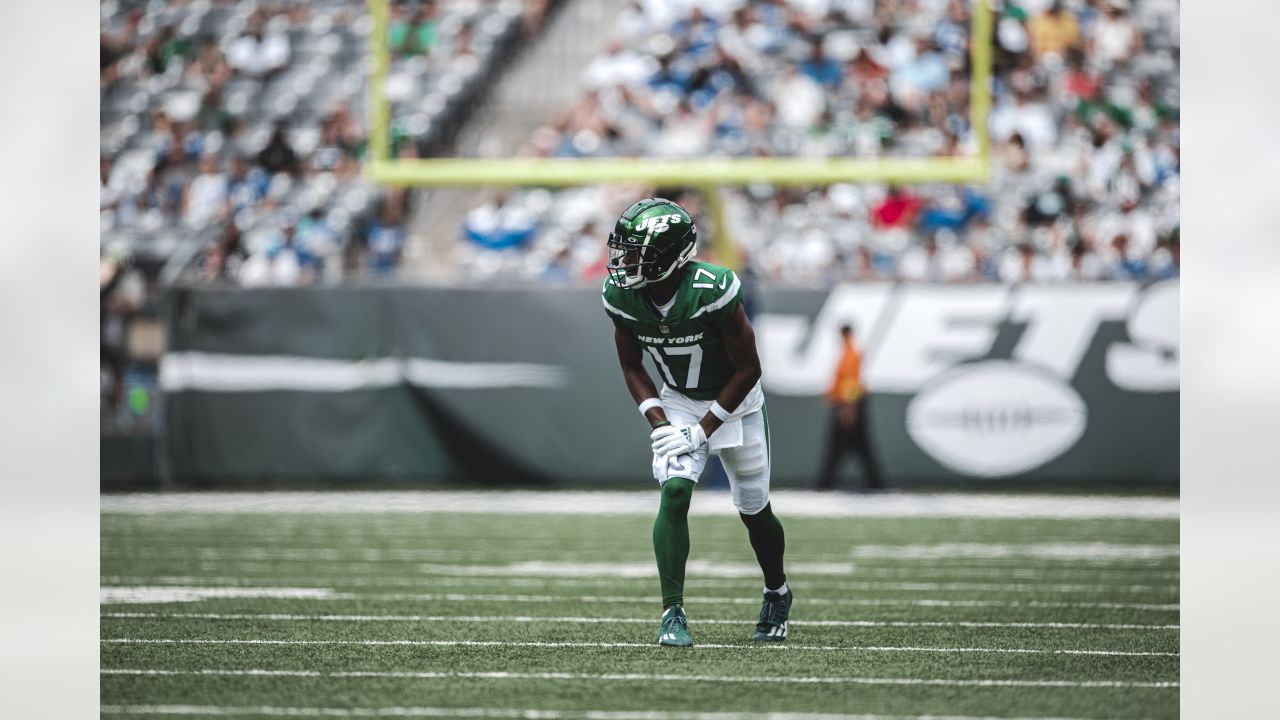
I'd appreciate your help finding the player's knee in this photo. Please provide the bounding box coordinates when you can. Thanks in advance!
[660,477,694,513]
[733,483,769,516]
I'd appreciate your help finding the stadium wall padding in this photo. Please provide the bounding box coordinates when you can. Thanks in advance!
[160,282,1178,486]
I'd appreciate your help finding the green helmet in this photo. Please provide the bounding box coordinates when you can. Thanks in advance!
[606,198,697,289]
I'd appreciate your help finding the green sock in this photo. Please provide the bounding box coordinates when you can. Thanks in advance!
[653,478,694,607]
[739,502,787,590]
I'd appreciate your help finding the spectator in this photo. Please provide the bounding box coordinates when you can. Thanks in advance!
[771,66,825,130]
[891,38,950,108]
[999,242,1060,283]
[145,25,190,75]
[582,39,652,91]
[990,89,1058,149]
[1105,233,1149,279]
[1061,48,1100,102]
[182,154,227,228]
[227,20,290,79]
[799,38,841,90]
[897,236,947,283]
[188,36,232,92]
[463,193,537,250]
[296,208,341,278]
[1027,1,1081,60]
[257,122,301,176]
[226,155,268,215]
[659,99,714,157]
[815,324,884,491]
[195,87,234,134]
[389,2,439,58]
[871,186,923,229]
[1150,232,1179,279]
[1066,240,1108,281]
[362,202,407,277]
[1092,0,1143,69]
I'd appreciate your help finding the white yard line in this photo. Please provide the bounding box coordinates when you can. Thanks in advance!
[100,668,1179,689]
[101,638,1178,657]
[99,573,1181,593]
[99,553,1181,580]
[848,544,1179,561]
[100,565,1177,594]
[99,587,338,604]
[102,612,1181,630]
[98,588,1179,612]
[97,704,1136,720]
[100,491,1179,519]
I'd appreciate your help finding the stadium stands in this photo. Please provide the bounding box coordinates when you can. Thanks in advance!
[99,0,538,428]
[100,0,529,286]
[456,0,1180,285]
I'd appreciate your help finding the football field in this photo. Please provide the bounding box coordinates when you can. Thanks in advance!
[101,491,1179,720]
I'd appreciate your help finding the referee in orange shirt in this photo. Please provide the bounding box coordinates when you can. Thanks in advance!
[814,324,885,491]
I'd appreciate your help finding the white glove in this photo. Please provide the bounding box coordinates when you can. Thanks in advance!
[650,423,707,458]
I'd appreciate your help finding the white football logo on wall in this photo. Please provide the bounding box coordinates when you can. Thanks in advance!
[906,361,1088,477]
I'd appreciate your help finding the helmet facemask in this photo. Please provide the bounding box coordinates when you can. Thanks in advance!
[606,233,695,289]
[606,199,697,289]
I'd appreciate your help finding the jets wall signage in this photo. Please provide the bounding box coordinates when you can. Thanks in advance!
[756,281,1178,478]
[162,283,1177,486]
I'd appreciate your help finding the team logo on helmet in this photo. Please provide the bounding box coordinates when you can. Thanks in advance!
[606,198,697,290]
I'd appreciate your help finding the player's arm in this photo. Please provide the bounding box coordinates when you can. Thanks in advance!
[696,304,761,439]
[613,319,669,429]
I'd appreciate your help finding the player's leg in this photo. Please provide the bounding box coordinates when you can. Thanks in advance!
[719,406,793,641]
[813,407,846,490]
[651,410,707,647]
[653,476,694,610]
[851,396,885,490]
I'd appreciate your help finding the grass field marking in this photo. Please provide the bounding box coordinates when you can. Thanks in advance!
[99,587,338,604]
[100,571,1183,591]
[100,491,1179,519]
[100,553,1181,581]
[102,612,1181,630]
[847,544,1179,561]
[98,588,1179,612]
[98,705,1141,720]
[100,638,1179,657]
[333,593,1180,611]
[101,564,1177,594]
[100,668,1180,689]
[402,566,1176,595]
[97,706,1161,720]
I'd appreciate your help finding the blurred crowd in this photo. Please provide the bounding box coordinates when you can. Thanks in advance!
[100,0,406,290]
[460,0,1179,285]
[98,0,544,428]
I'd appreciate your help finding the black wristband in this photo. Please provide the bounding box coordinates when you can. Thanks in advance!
[652,420,672,429]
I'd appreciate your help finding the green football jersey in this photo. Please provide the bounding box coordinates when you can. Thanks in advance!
[602,261,744,401]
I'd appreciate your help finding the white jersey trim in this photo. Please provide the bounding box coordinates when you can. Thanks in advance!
[689,274,742,319]
[602,296,638,321]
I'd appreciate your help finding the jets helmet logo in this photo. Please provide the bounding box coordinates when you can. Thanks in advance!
[634,213,683,241]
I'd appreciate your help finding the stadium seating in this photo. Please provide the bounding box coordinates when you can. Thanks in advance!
[457,0,1180,285]
[99,0,533,430]
[100,0,527,283]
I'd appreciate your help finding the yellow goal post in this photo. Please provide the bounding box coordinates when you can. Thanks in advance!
[364,0,994,265]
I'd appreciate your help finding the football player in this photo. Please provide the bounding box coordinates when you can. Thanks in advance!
[602,197,791,647]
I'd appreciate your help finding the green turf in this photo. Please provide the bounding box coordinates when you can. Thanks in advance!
[101,503,1178,719]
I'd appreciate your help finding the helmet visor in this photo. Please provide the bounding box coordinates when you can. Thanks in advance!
[606,234,654,287]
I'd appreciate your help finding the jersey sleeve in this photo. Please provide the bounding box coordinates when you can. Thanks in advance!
[690,268,743,329]
[601,280,639,323]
